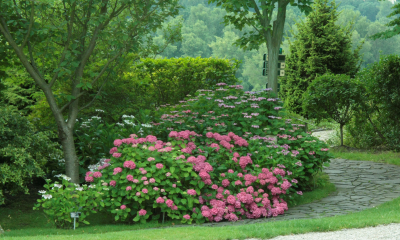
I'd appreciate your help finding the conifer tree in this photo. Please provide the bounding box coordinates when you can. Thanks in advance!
[280,0,364,117]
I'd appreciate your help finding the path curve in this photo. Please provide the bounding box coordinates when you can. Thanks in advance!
[199,158,400,227]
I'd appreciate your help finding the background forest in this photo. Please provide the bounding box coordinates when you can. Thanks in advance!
[150,0,400,91]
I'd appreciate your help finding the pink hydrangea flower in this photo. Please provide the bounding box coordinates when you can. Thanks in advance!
[187,189,196,196]
[139,209,147,216]
[112,152,122,158]
[220,173,226,177]
[153,187,159,191]
[85,176,94,182]
[166,199,174,208]
[126,186,132,191]
[120,205,126,210]
[136,192,141,196]
[147,157,155,161]
[156,163,164,169]
[133,179,139,183]
[150,178,155,183]
[123,161,136,169]
[297,191,303,195]
[141,170,147,174]
[93,172,102,178]
[156,197,164,203]
[235,180,243,186]
[110,180,116,187]
[211,184,218,190]
[114,139,123,147]
[141,176,147,181]
[148,146,156,151]
[222,179,230,187]
[142,189,148,194]
[109,147,118,154]
[172,184,176,188]
[166,172,171,177]
[113,167,122,175]
[228,169,234,173]
[127,175,134,181]
[143,181,149,185]
[183,214,190,220]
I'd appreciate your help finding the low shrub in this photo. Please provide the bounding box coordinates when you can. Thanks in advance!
[33,174,103,229]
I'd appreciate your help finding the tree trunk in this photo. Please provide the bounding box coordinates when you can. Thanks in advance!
[265,0,288,95]
[267,43,279,94]
[58,124,80,184]
[340,123,344,146]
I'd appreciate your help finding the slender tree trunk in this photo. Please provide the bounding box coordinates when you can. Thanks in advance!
[57,123,80,184]
[340,123,344,146]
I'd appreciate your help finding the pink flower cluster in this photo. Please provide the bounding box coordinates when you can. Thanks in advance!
[113,167,122,175]
[123,160,136,169]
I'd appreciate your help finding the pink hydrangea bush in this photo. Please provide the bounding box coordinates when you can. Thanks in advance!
[87,129,293,224]
[150,83,333,192]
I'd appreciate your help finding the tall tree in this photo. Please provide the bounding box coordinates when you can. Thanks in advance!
[279,0,364,116]
[206,0,315,94]
[0,0,183,183]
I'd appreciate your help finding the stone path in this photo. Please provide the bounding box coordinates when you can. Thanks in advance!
[199,158,400,227]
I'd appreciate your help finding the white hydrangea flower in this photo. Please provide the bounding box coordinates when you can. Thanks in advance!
[62,176,72,181]
[54,184,63,188]
[75,187,84,191]
[38,190,46,194]
[88,185,96,189]
[95,109,104,112]
[43,194,53,199]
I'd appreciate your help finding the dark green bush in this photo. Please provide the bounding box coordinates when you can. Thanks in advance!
[346,54,400,151]
[0,105,63,205]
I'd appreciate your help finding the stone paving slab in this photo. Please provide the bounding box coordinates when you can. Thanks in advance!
[195,158,400,228]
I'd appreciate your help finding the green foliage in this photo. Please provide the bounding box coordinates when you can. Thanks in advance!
[0,105,63,205]
[302,73,364,145]
[280,0,364,117]
[345,53,400,151]
[33,175,104,229]
[0,66,42,115]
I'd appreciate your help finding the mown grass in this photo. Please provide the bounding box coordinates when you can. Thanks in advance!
[330,147,400,167]
[1,196,400,240]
